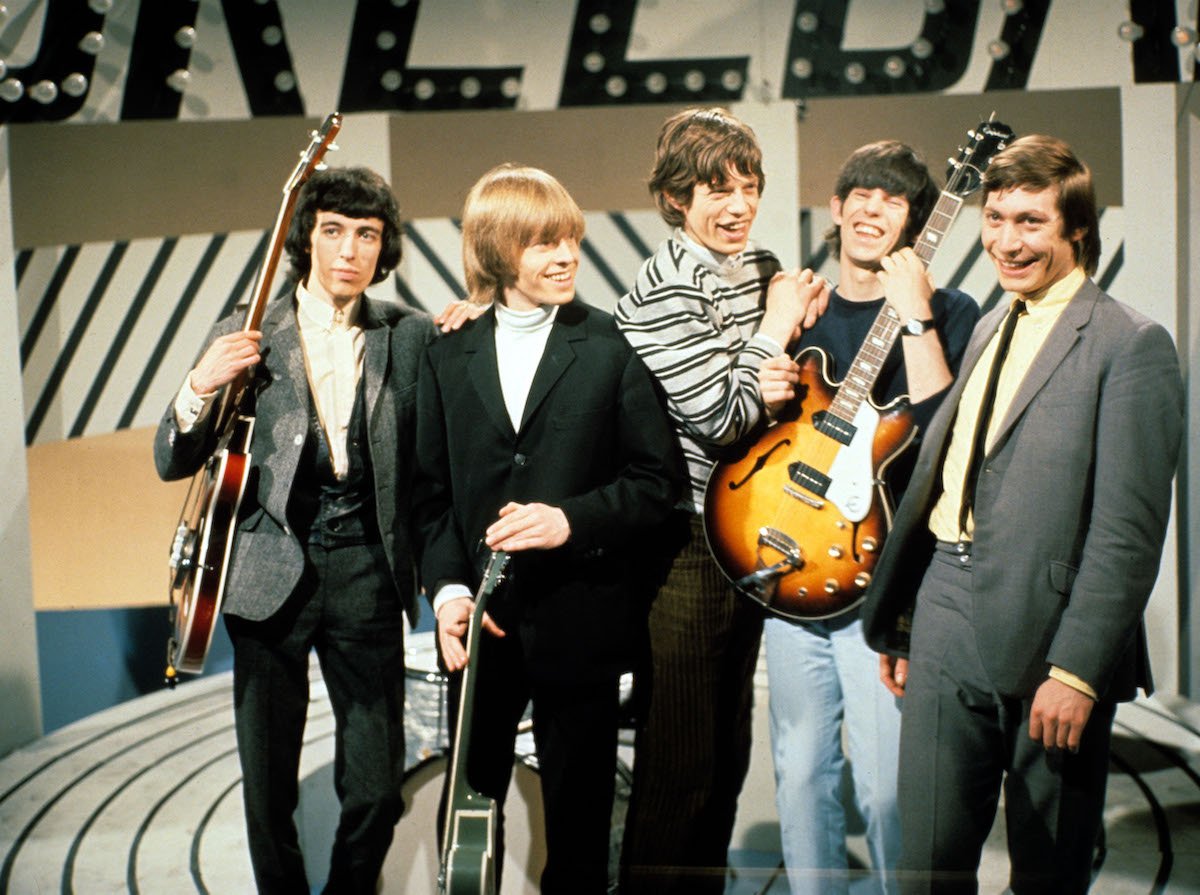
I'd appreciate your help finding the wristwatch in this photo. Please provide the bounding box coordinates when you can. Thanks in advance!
[901,317,935,337]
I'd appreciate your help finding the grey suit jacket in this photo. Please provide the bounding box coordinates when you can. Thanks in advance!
[154,293,436,624]
[862,278,1183,700]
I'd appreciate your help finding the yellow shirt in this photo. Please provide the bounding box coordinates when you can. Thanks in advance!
[928,268,1086,542]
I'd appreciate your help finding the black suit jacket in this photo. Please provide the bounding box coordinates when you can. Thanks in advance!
[154,294,436,624]
[414,301,683,682]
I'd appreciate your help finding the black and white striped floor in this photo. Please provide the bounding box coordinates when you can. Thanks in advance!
[2,638,1198,894]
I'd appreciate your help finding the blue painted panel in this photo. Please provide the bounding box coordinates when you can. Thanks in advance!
[35,607,233,732]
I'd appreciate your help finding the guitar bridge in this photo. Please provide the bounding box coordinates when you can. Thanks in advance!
[735,528,804,605]
[784,485,824,509]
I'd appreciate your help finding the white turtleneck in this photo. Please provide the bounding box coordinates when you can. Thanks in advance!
[494,302,557,430]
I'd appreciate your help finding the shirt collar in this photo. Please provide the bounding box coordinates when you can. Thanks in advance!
[1018,266,1085,316]
[675,227,746,275]
[296,282,361,331]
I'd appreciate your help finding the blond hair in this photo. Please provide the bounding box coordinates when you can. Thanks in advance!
[461,164,586,304]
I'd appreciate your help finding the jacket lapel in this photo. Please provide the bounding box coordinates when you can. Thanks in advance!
[989,279,1095,451]
[519,304,583,431]
[360,299,389,423]
[464,308,516,440]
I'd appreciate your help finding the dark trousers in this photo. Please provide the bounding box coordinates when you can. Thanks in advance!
[441,630,620,895]
[898,545,1115,895]
[620,512,763,895]
[226,540,407,895]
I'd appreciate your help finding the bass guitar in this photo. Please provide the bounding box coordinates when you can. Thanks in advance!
[440,550,511,895]
[164,112,343,681]
[704,118,1014,621]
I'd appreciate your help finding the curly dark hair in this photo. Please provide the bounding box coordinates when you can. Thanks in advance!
[824,140,939,259]
[283,166,403,286]
[649,108,765,228]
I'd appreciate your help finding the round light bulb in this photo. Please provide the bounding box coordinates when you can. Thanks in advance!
[911,37,933,59]
[645,72,667,94]
[166,69,192,92]
[844,62,866,85]
[604,75,626,97]
[274,70,296,92]
[683,69,705,92]
[583,51,605,73]
[79,31,106,55]
[380,69,402,92]
[1170,27,1198,47]
[0,77,23,102]
[1117,20,1144,42]
[88,0,113,13]
[460,76,480,99]
[988,39,1010,60]
[30,79,58,104]
[790,57,813,79]
[884,55,906,78]
[175,26,196,49]
[796,12,818,33]
[62,72,89,97]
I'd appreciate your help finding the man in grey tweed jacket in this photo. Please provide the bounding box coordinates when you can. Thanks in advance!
[154,167,434,894]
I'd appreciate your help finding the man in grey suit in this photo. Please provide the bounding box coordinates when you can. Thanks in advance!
[862,135,1184,893]
[155,167,435,893]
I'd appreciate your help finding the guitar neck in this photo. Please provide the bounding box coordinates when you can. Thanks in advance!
[444,552,509,807]
[827,188,964,424]
[210,112,343,438]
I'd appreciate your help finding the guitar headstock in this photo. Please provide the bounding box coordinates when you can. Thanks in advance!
[283,111,343,194]
[944,115,1015,198]
[479,550,511,598]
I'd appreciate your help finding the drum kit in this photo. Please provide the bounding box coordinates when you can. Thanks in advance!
[389,631,633,894]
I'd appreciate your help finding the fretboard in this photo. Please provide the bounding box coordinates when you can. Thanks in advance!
[826,189,964,425]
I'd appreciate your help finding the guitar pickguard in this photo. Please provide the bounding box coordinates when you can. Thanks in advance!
[822,403,880,523]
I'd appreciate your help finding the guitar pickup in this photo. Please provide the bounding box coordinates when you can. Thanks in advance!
[788,461,830,496]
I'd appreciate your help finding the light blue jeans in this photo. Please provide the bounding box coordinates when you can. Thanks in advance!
[765,611,901,895]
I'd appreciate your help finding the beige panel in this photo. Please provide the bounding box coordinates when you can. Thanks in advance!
[796,88,1122,206]
[10,116,334,248]
[27,427,188,610]
[386,104,691,219]
[10,92,1120,249]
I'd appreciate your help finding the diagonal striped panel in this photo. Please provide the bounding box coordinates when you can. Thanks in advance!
[17,207,1130,447]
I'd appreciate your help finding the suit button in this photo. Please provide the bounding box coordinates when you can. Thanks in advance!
[293,434,304,446]
[514,453,528,466]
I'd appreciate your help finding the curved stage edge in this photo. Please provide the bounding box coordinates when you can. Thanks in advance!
[2,653,1200,894]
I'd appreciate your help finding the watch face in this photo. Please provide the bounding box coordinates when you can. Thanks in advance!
[904,318,931,336]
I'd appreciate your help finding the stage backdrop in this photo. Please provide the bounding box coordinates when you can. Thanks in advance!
[0,1,1195,756]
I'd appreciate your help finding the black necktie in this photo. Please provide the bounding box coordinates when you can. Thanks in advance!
[958,300,1027,536]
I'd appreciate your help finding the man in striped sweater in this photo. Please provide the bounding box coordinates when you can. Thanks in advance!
[615,107,828,894]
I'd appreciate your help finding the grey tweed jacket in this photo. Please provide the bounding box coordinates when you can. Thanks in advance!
[154,293,436,624]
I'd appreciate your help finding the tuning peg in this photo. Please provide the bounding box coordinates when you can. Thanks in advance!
[328,141,340,153]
